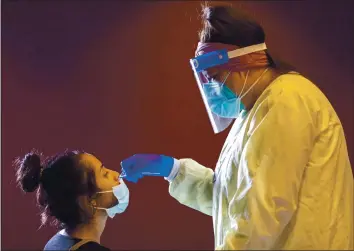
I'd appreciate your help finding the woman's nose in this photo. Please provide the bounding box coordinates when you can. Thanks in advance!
[114,171,120,182]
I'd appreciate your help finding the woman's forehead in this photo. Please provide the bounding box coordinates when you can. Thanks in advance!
[79,153,102,171]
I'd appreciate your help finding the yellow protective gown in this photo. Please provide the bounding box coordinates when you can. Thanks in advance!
[168,72,353,250]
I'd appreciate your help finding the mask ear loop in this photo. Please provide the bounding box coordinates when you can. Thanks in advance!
[95,207,108,211]
[239,68,269,99]
[96,190,113,194]
[94,190,114,210]
[90,200,97,215]
[238,70,249,97]
[220,71,232,86]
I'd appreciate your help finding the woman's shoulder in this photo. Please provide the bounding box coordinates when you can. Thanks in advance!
[44,231,79,250]
[260,72,331,112]
[43,231,110,251]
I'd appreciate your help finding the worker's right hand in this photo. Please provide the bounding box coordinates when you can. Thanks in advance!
[120,154,175,183]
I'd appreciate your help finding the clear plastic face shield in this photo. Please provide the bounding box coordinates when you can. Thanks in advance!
[190,43,267,134]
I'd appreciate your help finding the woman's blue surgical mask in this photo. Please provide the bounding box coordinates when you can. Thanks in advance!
[95,179,130,218]
[203,68,269,118]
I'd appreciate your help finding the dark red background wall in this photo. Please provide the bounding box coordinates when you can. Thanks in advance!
[2,1,353,250]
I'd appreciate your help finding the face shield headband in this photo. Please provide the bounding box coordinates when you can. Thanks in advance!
[193,42,269,73]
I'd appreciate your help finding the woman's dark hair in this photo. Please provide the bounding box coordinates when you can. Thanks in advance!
[14,150,98,230]
[199,4,296,72]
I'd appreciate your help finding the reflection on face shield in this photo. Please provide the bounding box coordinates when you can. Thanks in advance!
[190,42,269,133]
[203,68,269,119]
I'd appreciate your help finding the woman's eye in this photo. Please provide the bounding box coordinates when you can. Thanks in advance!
[104,171,109,177]
[210,76,220,83]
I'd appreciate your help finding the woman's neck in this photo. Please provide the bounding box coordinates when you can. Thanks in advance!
[242,67,282,110]
[64,215,107,243]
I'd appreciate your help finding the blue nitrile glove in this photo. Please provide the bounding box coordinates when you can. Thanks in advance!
[120,154,174,183]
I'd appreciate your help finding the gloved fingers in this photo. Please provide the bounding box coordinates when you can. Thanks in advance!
[121,173,143,183]
[123,175,138,183]
[120,156,138,176]
[119,171,135,182]
[120,153,168,180]
[119,169,127,178]
[120,156,135,169]
[143,154,162,162]
[120,154,156,173]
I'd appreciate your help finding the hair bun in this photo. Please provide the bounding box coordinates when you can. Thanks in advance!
[15,151,43,193]
[201,5,213,21]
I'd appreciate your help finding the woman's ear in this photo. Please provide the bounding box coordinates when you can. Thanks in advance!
[91,199,97,207]
[77,195,95,221]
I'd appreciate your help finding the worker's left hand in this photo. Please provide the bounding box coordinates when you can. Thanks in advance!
[120,154,175,183]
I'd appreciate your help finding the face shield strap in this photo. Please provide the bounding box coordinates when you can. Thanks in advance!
[228,43,267,59]
[221,71,231,85]
[238,70,249,97]
[239,68,269,99]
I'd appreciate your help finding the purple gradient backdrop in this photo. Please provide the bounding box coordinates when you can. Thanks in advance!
[2,1,353,250]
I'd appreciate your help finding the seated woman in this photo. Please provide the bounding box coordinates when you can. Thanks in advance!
[15,150,129,251]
